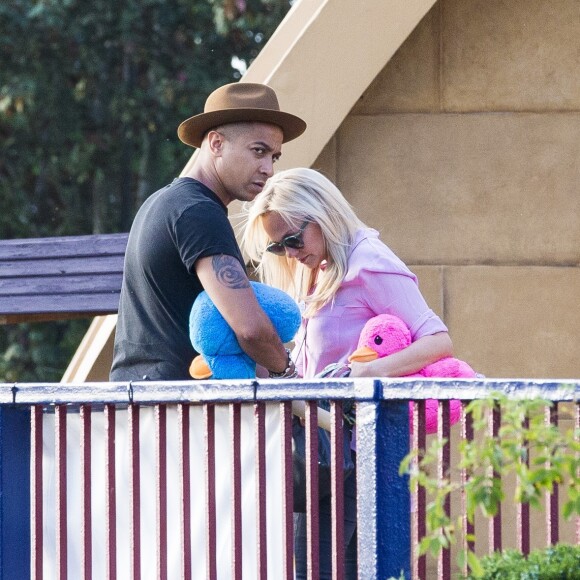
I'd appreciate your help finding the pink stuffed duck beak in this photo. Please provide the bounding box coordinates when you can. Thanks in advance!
[348,345,379,363]
[348,314,411,363]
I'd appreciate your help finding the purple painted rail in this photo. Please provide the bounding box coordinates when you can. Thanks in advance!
[0,378,579,579]
[0,233,127,323]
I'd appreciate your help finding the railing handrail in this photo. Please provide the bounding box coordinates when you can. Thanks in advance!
[1,378,578,406]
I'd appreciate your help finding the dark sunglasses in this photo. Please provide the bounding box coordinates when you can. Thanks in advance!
[265,221,309,255]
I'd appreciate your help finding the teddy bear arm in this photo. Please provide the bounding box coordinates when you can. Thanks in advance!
[210,353,257,380]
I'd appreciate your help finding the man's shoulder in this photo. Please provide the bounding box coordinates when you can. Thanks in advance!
[163,178,218,203]
[147,178,226,217]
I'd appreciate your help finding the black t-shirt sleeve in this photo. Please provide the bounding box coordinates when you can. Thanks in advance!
[174,200,244,273]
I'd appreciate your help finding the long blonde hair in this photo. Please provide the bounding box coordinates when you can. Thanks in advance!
[242,168,366,318]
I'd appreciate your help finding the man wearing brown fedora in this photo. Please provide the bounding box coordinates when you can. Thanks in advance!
[110,83,306,381]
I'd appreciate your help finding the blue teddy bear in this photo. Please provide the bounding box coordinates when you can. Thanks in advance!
[189,281,301,379]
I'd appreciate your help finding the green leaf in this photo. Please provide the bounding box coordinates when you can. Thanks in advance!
[466,550,484,578]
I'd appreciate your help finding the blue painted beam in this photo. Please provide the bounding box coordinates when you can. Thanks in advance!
[356,380,411,579]
[0,407,31,580]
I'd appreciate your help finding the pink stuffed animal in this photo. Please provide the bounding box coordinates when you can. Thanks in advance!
[348,313,476,434]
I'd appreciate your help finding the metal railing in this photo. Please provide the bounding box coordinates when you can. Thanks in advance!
[0,378,578,579]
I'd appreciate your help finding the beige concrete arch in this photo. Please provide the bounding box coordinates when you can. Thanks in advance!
[183,0,438,172]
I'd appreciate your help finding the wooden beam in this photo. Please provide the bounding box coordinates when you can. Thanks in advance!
[0,233,127,323]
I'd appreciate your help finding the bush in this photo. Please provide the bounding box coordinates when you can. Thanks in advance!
[467,544,580,580]
[399,391,580,577]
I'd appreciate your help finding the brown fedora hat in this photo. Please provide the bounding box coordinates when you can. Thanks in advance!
[177,82,307,148]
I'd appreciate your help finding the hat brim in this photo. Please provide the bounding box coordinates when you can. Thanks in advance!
[177,108,307,148]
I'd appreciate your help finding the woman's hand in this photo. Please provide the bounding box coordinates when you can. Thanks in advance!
[349,332,453,378]
[349,360,381,378]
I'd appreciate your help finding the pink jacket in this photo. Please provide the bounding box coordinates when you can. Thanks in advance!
[292,228,447,378]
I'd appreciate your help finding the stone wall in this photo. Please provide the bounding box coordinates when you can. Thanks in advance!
[313,0,580,378]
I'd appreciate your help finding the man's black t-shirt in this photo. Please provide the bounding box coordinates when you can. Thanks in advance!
[110,178,245,381]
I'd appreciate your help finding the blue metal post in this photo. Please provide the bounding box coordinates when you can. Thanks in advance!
[356,381,411,579]
[0,407,31,579]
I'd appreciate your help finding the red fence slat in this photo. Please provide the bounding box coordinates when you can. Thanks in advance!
[461,401,475,576]
[488,403,502,553]
[517,415,530,555]
[281,402,294,580]
[55,405,68,580]
[178,404,192,580]
[80,405,92,580]
[305,401,320,580]
[412,399,427,580]
[104,405,117,580]
[576,403,580,545]
[546,404,559,546]
[128,404,141,580]
[331,401,345,580]
[156,405,168,580]
[204,405,217,580]
[230,404,243,579]
[255,402,268,579]
[437,401,451,580]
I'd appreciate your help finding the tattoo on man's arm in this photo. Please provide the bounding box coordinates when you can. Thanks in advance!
[211,255,250,289]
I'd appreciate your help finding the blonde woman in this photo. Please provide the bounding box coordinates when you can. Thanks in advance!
[243,167,452,578]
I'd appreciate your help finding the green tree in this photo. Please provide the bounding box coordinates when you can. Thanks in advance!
[0,0,292,381]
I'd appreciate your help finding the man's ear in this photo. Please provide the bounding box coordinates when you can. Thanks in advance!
[206,130,225,156]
